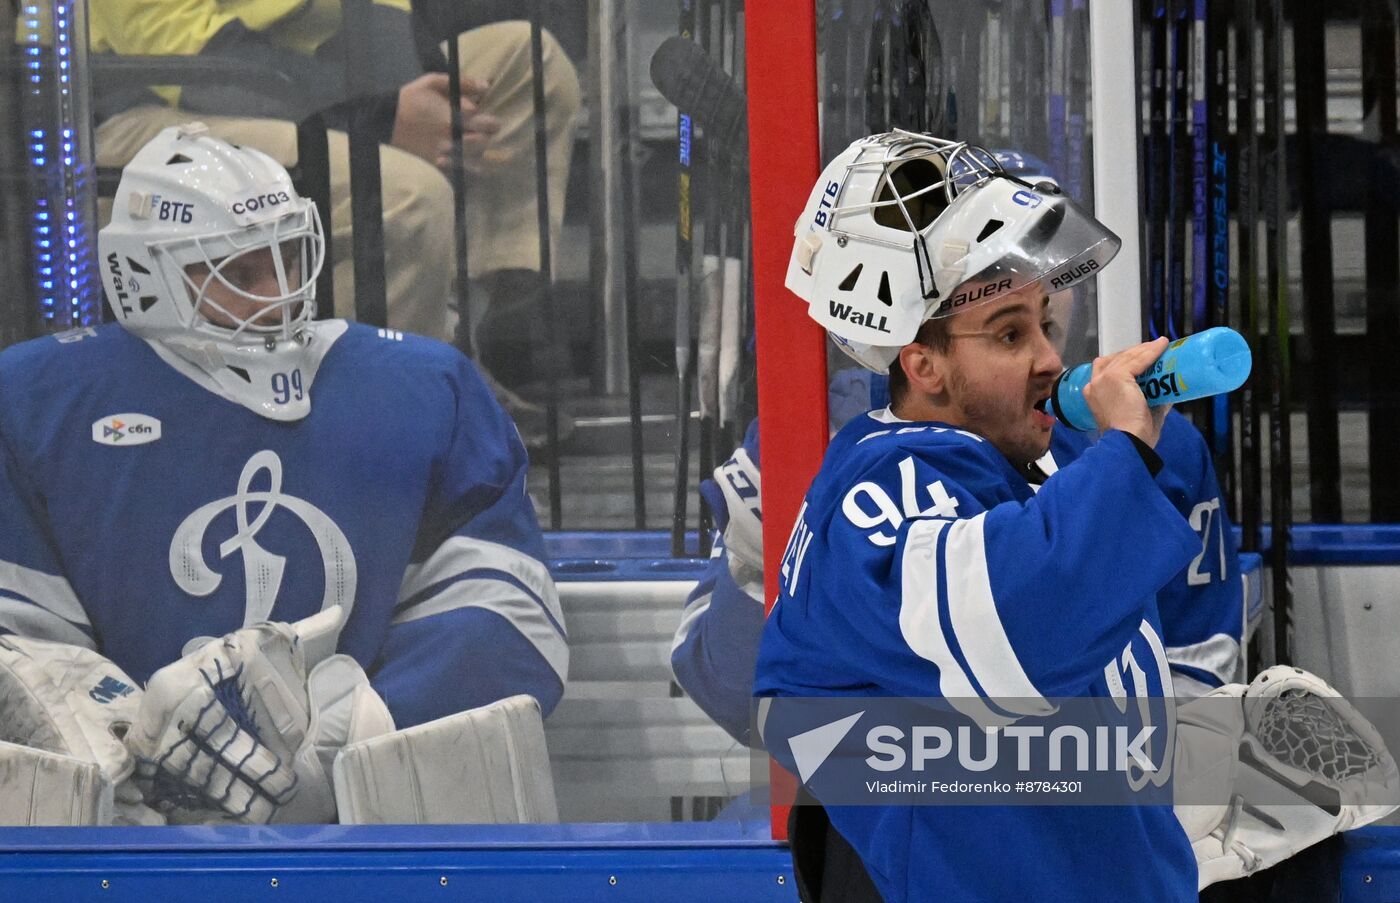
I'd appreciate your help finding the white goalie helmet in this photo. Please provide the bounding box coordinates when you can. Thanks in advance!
[99,123,329,421]
[785,130,1121,372]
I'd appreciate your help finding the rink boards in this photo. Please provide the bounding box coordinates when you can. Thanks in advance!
[0,528,1396,899]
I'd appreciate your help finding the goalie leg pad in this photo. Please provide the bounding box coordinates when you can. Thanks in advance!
[0,739,111,826]
[333,694,557,825]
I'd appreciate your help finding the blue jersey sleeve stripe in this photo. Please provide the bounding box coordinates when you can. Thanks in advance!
[393,568,566,639]
[941,514,1054,716]
[0,596,96,648]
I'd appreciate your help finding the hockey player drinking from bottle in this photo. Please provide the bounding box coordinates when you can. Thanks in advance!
[755,131,1199,901]
[0,124,567,825]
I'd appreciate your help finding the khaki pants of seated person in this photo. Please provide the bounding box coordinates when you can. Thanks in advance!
[96,21,581,343]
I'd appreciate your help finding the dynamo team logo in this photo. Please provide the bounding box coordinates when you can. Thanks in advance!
[169,450,357,627]
[91,413,161,446]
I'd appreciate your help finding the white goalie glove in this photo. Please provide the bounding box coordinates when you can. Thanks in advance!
[0,635,161,825]
[127,610,393,825]
[1175,666,1400,889]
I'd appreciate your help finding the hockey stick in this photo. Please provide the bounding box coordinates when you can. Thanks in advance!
[1205,0,1235,503]
[613,0,648,530]
[1190,0,1207,334]
[980,5,1002,140]
[528,3,563,529]
[1024,0,1046,150]
[1057,0,1094,362]
[865,0,892,133]
[1066,0,1088,201]
[446,38,473,356]
[1260,0,1291,665]
[672,0,698,557]
[1362,0,1400,520]
[1234,0,1262,556]
[1293,0,1341,521]
[342,0,388,329]
[716,0,747,457]
[1048,0,1067,181]
[1166,0,1190,340]
[694,0,723,557]
[1145,0,1169,339]
[1190,0,1209,338]
[1006,0,1031,146]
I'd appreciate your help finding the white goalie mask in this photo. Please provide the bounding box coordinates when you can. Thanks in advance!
[99,123,331,421]
[785,130,1121,372]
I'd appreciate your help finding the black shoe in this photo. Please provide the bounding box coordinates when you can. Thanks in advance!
[466,269,551,393]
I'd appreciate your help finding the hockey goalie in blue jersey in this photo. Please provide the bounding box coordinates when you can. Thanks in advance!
[753,131,1400,902]
[752,132,1217,902]
[671,379,1244,752]
[0,125,566,825]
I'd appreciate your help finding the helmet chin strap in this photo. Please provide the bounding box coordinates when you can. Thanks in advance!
[145,321,348,422]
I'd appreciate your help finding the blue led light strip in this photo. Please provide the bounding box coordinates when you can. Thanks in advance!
[21,0,100,331]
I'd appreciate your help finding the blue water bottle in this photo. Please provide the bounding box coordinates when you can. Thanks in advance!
[1047,327,1253,431]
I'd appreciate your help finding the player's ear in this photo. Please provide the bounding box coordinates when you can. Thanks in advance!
[898,341,946,397]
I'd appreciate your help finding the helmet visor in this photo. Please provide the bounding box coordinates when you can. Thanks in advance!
[930,190,1120,318]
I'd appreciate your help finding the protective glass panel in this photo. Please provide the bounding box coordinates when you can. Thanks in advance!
[0,0,1168,846]
[3,0,766,833]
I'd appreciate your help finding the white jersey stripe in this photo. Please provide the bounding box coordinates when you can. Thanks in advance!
[390,577,567,682]
[1165,632,1241,685]
[940,514,1056,717]
[398,536,562,630]
[0,561,90,627]
[0,597,95,649]
[899,519,1013,726]
[670,589,713,657]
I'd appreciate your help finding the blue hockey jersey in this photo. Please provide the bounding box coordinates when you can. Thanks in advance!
[676,408,1243,749]
[754,409,1201,902]
[0,322,567,728]
[1050,413,1243,695]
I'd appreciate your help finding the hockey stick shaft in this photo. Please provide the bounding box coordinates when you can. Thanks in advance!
[1206,0,1234,502]
[1167,0,1190,340]
[1146,0,1169,339]
[613,4,648,529]
[672,0,698,557]
[1362,0,1400,519]
[1234,0,1262,553]
[1293,0,1341,521]
[528,5,563,529]
[1261,0,1291,665]
[447,37,472,355]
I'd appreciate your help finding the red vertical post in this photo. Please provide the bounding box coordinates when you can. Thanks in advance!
[746,0,826,841]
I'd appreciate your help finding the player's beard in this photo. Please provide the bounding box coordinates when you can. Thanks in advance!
[948,369,1054,469]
